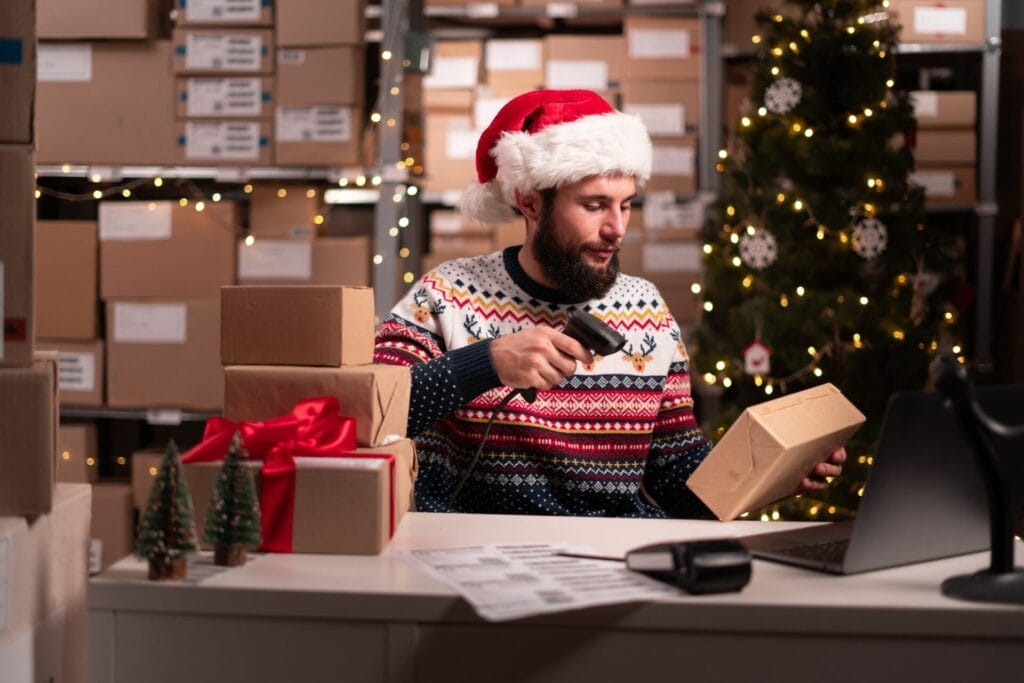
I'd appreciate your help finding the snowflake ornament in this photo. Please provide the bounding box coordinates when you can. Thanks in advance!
[851,217,888,259]
[764,78,802,115]
[739,229,778,270]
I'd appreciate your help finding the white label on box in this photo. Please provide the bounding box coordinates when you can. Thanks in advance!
[643,192,706,230]
[276,106,352,143]
[277,48,306,65]
[186,33,262,72]
[0,536,8,629]
[113,303,188,344]
[432,213,464,234]
[624,104,685,136]
[446,121,478,160]
[642,242,702,273]
[238,240,313,280]
[546,3,578,18]
[652,144,696,176]
[466,3,500,18]
[57,352,96,393]
[37,43,93,82]
[914,7,968,35]
[98,202,173,241]
[186,0,261,22]
[424,56,480,89]
[185,121,261,160]
[187,78,262,117]
[486,40,541,71]
[146,409,184,425]
[910,170,956,197]
[910,91,940,118]
[474,97,512,131]
[89,539,103,576]
[629,29,691,59]
[546,60,608,90]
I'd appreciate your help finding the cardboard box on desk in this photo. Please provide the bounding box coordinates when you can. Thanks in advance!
[221,285,375,367]
[35,220,98,340]
[185,439,417,555]
[687,383,865,521]
[0,353,59,516]
[0,0,35,145]
[37,339,104,407]
[57,423,98,484]
[90,482,134,574]
[224,363,411,447]
[0,144,34,367]
[237,237,371,287]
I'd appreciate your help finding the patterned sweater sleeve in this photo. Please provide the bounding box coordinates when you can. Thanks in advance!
[373,271,500,438]
[642,315,717,519]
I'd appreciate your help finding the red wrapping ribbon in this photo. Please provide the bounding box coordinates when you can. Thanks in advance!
[182,396,358,552]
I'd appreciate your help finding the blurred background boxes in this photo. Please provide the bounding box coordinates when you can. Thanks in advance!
[37,0,160,39]
[0,144,35,367]
[0,0,36,145]
[175,76,275,119]
[57,422,99,483]
[90,482,135,574]
[623,16,701,81]
[35,220,98,341]
[175,118,274,164]
[173,0,274,27]
[275,0,365,47]
[889,0,986,43]
[0,354,59,516]
[171,27,275,75]
[237,236,371,286]
[248,182,324,238]
[37,340,105,407]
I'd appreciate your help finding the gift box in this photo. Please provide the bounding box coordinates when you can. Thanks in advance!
[183,398,417,555]
[0,353,59,515]
[686,383,865,521]
[224,363,410,447]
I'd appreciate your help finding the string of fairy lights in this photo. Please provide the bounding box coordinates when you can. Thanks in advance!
[699,2,966,400]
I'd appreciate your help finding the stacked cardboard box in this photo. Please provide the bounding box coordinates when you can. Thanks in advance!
[909,91,978,206]
[423,40,483,195]
[423,209,522,273]
[888,0,986,44]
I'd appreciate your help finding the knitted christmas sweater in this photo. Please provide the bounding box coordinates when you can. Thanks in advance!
[374,246,714,518]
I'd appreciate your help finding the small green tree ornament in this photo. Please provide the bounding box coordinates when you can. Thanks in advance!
[135,440,197,580]
[204,431,261,566]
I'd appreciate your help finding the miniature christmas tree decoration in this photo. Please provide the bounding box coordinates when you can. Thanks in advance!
[204,431,261,567]
[135,440,197,580]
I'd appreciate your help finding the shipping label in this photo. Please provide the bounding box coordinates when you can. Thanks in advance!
[910,170,956,197]
[624,104,685,137]
[423,56,479,89]
[910,91,939,118]
[642,242,702,273]
[275,106,352,143]
[187,78,263,117]
[629,29,691,59]
[485,40,541,71]
[913,7,967,35]
[652,144,696,176]
[644,192,708,230]
[185,33,262,72]
[545,60,607,90]
[98,202,173,241]
[57,352,96,393]
[237,240,313,280]
[185,121,261,160]
[185,0,262,22]
[37,43,93,82]
[445,119,478,160]
[277,49,306,65]
[113,303,188,344]
[474,97,512,131]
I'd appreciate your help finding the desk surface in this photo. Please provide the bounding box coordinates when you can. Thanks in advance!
[91,512,1024,638]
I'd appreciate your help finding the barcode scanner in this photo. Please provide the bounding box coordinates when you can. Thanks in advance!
[626,539,752,594]
[446,311,626,509]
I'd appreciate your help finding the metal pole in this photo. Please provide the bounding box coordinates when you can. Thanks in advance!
[701,1,725,196]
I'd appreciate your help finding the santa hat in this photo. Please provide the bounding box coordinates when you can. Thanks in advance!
[458,89,652,224]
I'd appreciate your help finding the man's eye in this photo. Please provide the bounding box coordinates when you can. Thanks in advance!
[583,203,602,212]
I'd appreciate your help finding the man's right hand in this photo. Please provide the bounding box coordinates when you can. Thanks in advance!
[490,327,594,391]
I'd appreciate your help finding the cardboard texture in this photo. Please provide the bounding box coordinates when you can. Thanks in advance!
[37,339,104,407]
[172,28,275,75]
[912,129,976,164]
[423,111,477,193]
[175,119,274,165]
[35,220,98,340]
[912,165,976,205]
[223,363,411,447]
[249,183,323,238]
[237,237,372,287]
[911,90,976,128]
[175,76,276,119]
[0,353,58,515]
[37,0,158,39]
[890,0,986,44]
[174,0,274,26]
[484,39,544,92]
[623,17,701,81]
[221,285,375,367]
[0,144,34,367]
[275,0,365,47]
[0,484,91,683]
[130,449,164,508]
[184,439,416,555]
[0,0,35,144]
[106,298,224,410]
[543,35,623,90]
[36,40,177,165]
[687,383,865,521]
[57,423,98,484]
[99,200,239,300]
[276,46,362,106]
[90,483,134,574]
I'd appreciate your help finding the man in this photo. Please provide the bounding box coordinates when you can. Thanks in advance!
[375,89,844,516]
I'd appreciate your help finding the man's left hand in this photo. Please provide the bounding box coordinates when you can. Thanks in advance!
[797,447,846,493]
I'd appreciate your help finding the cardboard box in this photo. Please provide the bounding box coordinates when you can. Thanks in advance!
[174,0,274,26]
[910,90,976,128]
[423,111,477,193]
[224,363,411,447]
[0,354,59,516]
[0,1,35,144]
[624,16,701,81]
[889,0,986,44]
[36,41,177,165]
[687,383,865,521]
[57,423,99,484]
[646,135,698,194]
[723,0,794,48]
[0,484,91,682]
[35,220,98,340]
[484,39,544,92]
[273,105,362,167]
[90,483,134,574]
[172,28,275,75]
[176,76,275,119]
[622,79,700,135]
[543,35,623,91]
[277,46,362,106]
[237,237,371,286]
[0,144,34,367]
[912,129,976,164]
[249,183,323,238]
[221,285,375,366]
[106,298,223,410]
[185,439,415,555]
[130,449,164,508]
[37,0,158,39]
[100,200,239,300]
[911,165,976,206]
[175,119,274,165]
[37,340,104,407]
[275,0,365,47]
[424,40,482,91]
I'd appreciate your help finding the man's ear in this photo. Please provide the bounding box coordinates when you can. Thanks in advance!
[514,188,543,223]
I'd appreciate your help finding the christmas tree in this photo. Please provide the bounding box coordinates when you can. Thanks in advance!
[694,0,966,520]
[203,431,262,566]
[135,440,197,580]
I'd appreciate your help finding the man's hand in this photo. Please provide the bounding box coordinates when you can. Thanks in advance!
[797,447,847,493]
[490,327,593,391]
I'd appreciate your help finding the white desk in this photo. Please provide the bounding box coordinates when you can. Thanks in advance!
[89,513,1024,682]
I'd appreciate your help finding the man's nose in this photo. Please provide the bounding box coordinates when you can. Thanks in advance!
[602,207,628,240]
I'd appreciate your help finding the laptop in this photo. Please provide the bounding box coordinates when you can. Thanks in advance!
[740,386,1023,574]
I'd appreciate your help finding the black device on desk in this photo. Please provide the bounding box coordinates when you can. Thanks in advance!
[626,539,751,594]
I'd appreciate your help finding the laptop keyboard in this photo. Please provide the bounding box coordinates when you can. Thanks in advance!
[780,538,850,565]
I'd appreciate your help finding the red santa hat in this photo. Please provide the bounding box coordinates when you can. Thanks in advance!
[458,89,653,224]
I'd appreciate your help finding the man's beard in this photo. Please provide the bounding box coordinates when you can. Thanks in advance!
[532,208,620,301]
